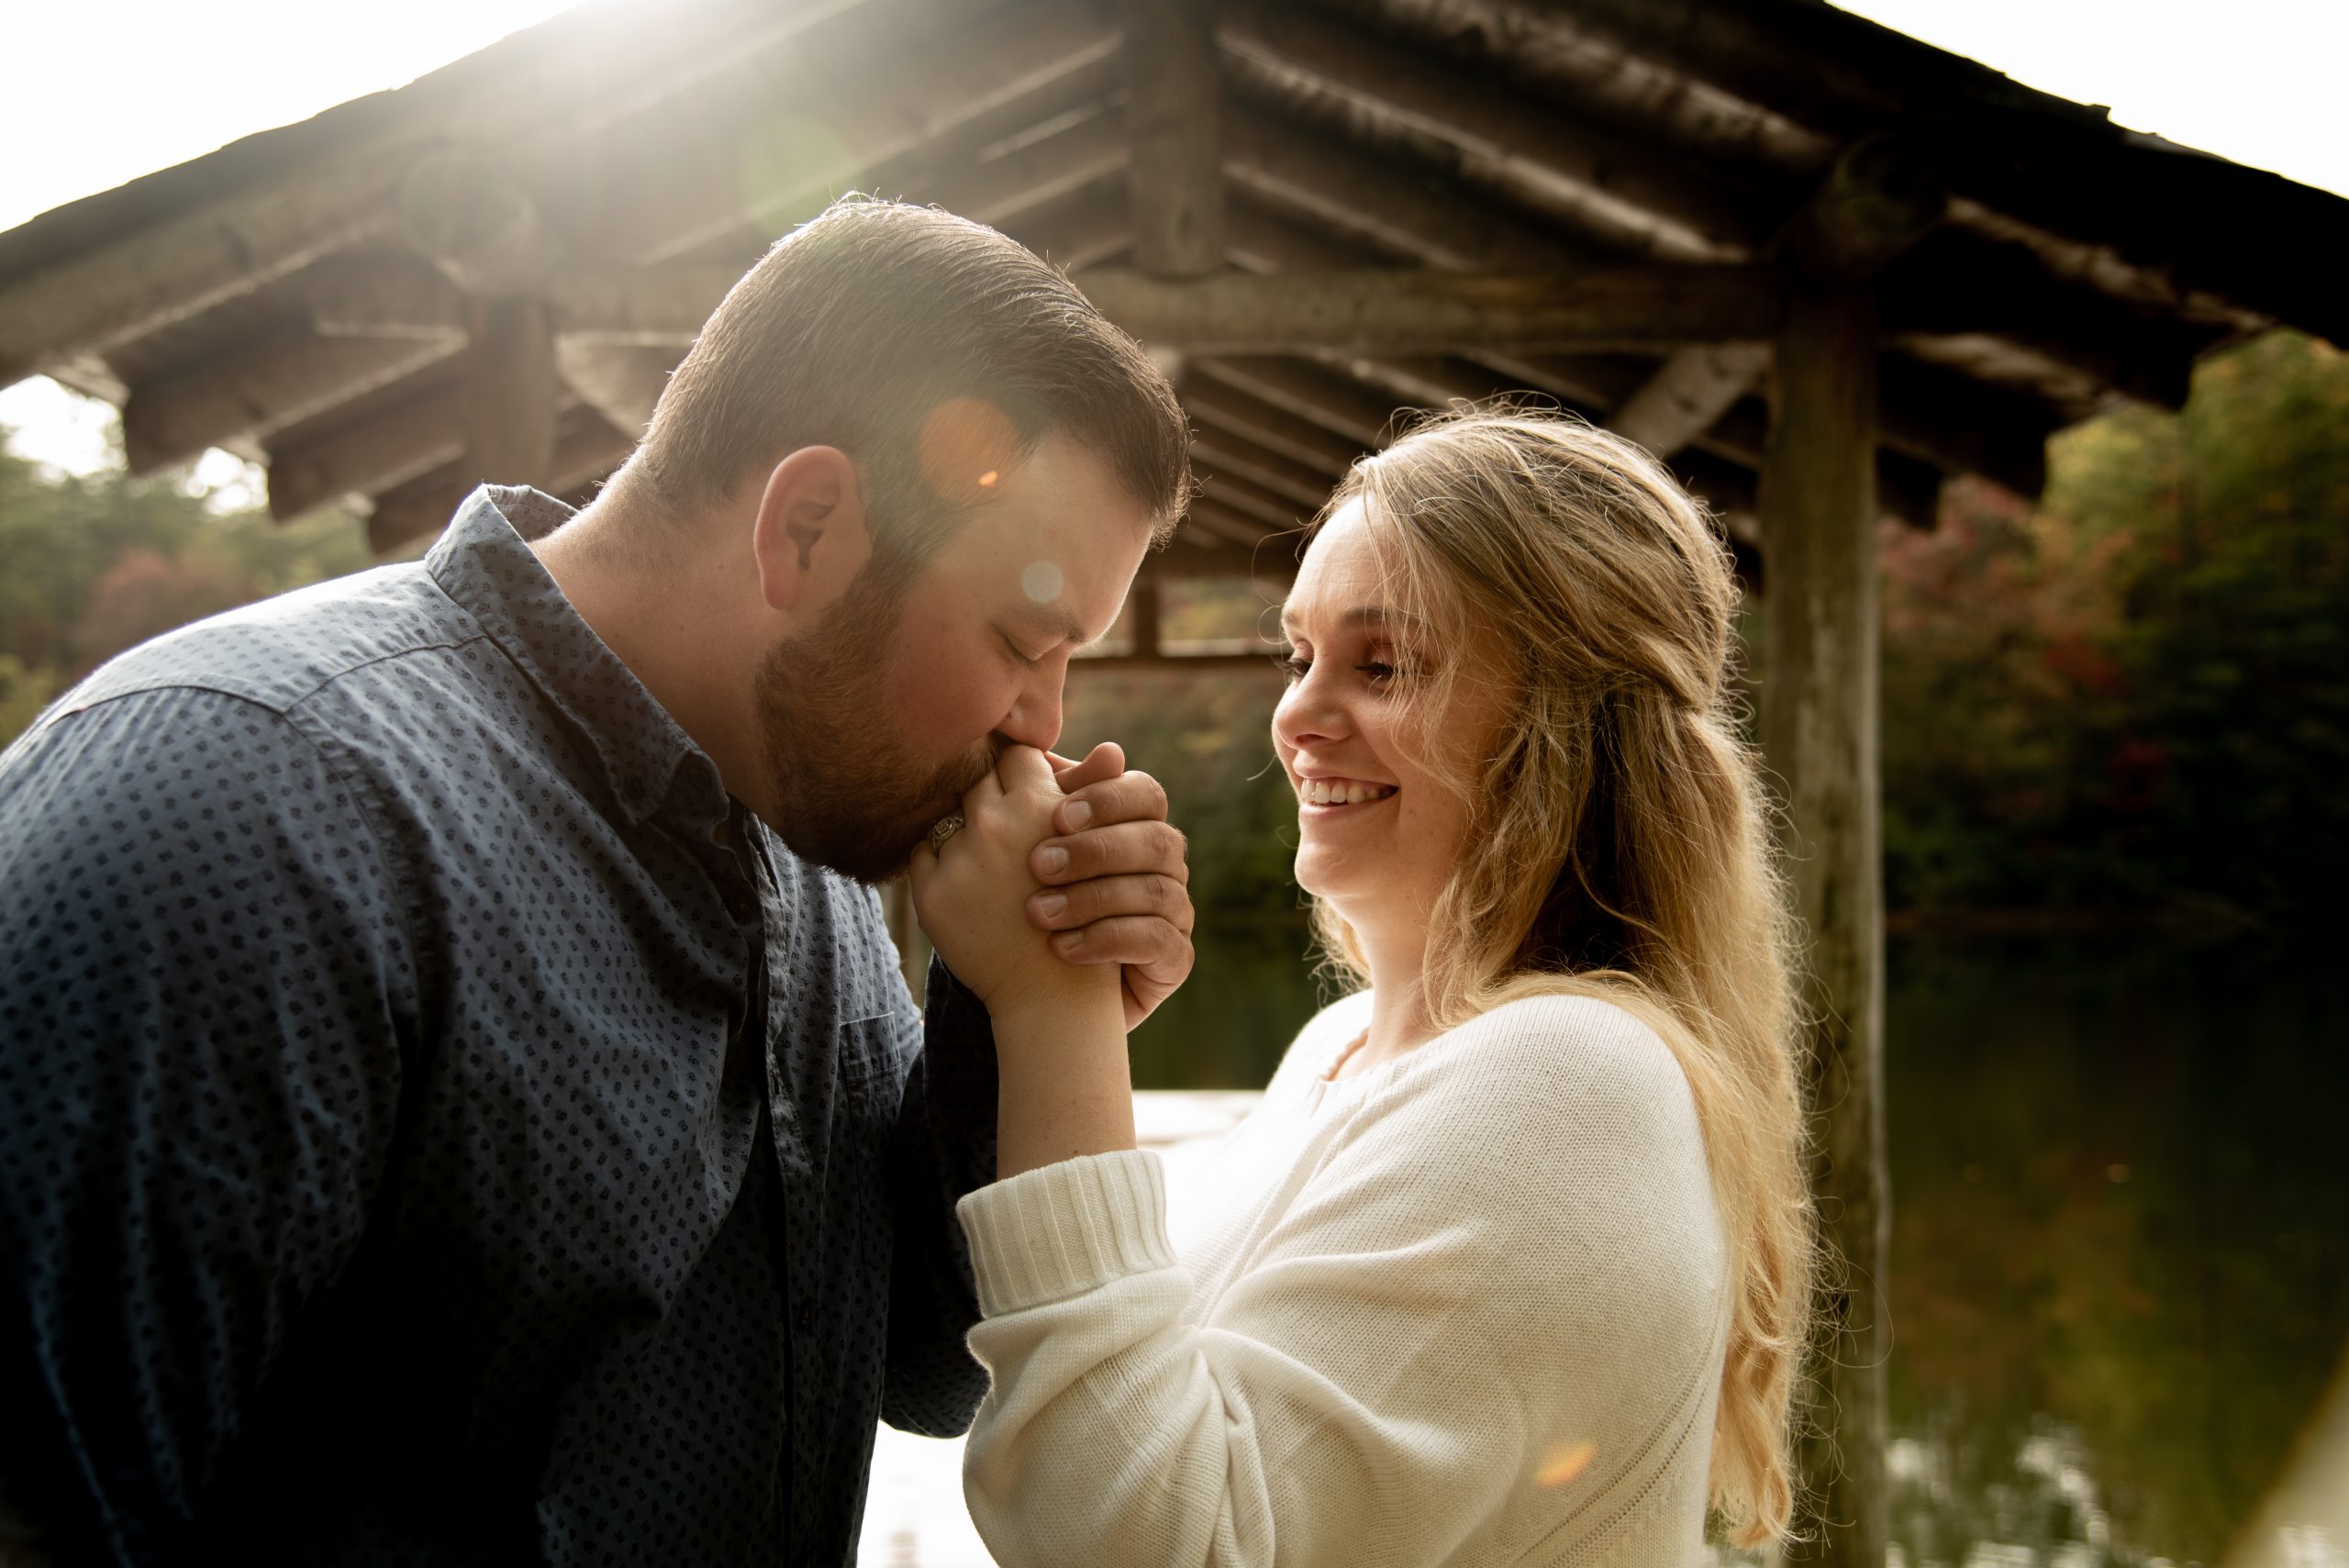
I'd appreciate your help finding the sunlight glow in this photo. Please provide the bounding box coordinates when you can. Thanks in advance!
[1535,1439,1599,1488]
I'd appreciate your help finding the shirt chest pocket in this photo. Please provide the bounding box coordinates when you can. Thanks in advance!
[829,1011,913,1268]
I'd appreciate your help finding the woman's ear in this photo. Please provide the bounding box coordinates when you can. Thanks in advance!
[751,446,875,624]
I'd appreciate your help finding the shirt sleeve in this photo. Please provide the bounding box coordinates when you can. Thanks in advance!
[953,996,1729,1568]
[0,689,416,1563]
[876,956,1000,1436]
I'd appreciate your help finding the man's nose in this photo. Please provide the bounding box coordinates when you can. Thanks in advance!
[998,669,1064,755]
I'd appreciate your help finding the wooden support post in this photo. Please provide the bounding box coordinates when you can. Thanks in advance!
[1124,0,1225,277]
[1129,571,1163,659]
[1760,290,1889,1568]
[462,297,561,491]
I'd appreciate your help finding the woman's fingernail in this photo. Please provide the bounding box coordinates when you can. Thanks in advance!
[1038,846,1069,875]
[1034,894,1067,920]
[1061,800,1093,831]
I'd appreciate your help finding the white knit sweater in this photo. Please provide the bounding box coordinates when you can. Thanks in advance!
[955,990,1731,1567]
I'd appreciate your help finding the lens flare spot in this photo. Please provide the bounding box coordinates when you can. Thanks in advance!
[1535,1440,1598,1488]
[918,397,1020,509]
[1021,561,1064,604]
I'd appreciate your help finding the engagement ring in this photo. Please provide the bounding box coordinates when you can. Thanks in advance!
[927,815,965,853]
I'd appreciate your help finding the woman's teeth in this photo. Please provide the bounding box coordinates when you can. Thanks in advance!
[1299,779,1397,806]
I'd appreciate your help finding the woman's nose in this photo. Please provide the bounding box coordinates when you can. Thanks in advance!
[1273,670,1348,751]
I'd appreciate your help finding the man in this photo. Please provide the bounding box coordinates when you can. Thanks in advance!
[0,199,1197,1563]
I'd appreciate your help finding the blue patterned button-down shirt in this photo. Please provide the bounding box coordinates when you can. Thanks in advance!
[0,487,998,1565]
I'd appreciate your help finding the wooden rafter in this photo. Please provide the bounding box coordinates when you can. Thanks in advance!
[1218,2,1772,262]
[122,327,459,476]
[1125,0,1225,278]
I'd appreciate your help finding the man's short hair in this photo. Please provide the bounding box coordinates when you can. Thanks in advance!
[625,197,1191,572]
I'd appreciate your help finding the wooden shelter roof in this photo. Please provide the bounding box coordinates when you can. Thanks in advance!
[3,0,2342,575]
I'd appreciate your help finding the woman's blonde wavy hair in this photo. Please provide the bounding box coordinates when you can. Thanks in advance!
[1304,406,1814,1547]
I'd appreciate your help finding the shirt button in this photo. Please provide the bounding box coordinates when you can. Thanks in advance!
[795,1305,814,1334]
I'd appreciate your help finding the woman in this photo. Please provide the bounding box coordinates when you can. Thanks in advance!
[909,409,1814,1564]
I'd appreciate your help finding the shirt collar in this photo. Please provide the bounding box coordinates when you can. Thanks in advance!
[426,485,730,836]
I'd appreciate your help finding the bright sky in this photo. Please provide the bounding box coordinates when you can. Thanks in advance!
[2,0,2343,482]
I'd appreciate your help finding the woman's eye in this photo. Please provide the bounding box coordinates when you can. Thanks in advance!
[1274,652,1311,683]
[1355,661,1397,682]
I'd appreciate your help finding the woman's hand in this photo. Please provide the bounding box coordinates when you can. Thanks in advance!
[910,745,1124,1027]
[911,746,1135,1178]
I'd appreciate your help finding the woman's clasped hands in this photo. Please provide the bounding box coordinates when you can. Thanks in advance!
[909,744,1127,1027]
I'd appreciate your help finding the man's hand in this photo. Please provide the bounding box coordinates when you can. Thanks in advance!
[1034,741,1195,1031]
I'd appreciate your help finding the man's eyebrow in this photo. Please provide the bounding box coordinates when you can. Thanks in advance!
[1015,605,1092,646]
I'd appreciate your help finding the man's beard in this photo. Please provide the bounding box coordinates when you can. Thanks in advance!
[754,564,998,884]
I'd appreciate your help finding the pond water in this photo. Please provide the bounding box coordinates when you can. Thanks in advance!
[864,926,2348,1566]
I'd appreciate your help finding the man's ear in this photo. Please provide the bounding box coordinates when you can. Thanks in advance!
[750,446,874,624]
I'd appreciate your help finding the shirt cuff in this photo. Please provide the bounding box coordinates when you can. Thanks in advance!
[956,1150,1176,1317]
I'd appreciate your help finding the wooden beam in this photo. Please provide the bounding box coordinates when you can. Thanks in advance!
[545,0,1124,266]
[1775,133,1948,284]
[1224,106,1593,272]
[1225,192,1406,272]
[1881,231,2201,408]
[1181,495,1287,550]
[1075,266,1787,352]
[305,253,472,339]
[1196,468,1310,530]
[540,261,1790,356]
[1192,355,1406,448]
[462,297,561,490]
[268,387,462,521]
[1126,0,1225,277]
[401,150,567,296]
[1185,378,1370,474]
[546,265,739,346]
[1613,132,1943,459]
[1876,355,2052,499]
[1607,343,1771,458]
[1324,351,1538,417]
[1759,289,1890,1568]
[553,339,675,439]
[120,328,459,476]
[368,413,634,555]
[1190,433,1336,513]
[1072,649,1278,673]
[1218,2,1769,262]
[0,156,405,384]
[999,179,1133,272]
[925,108,1130,231]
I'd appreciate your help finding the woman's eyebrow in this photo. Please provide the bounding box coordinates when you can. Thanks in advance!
[1280,604,1407,635]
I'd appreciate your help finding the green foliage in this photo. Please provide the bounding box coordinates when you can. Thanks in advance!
[1877,328,2349,921]
[0,435,372,749]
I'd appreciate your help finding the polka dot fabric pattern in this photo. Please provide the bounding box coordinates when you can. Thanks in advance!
[0,488,1000,1566]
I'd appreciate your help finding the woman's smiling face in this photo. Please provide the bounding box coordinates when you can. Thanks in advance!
[1273,499,1510,940]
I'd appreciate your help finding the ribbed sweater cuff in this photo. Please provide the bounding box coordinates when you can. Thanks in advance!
[956,1150,1176,1317]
